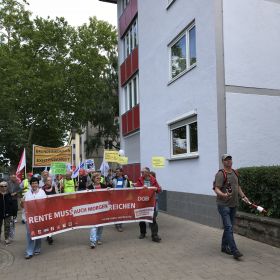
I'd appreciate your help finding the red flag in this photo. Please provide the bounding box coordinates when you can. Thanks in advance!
[16,148,26,182]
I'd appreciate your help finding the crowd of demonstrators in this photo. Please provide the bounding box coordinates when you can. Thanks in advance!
[0,165,162,256]
[21,176,47,259]
[0,181,13,245]
[213,154,250,260]
[134,167,162,243]
[88,172,107,249]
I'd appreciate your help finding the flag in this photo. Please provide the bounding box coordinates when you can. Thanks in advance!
[72,162,85,179]
[100,159,110,177]
[16,148,26,182]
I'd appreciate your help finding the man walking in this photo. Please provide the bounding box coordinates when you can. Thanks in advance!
[213,154,249,260]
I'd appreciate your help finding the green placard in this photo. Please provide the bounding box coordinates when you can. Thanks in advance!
[51,162,67,175]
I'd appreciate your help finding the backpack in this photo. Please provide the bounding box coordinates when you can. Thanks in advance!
[212,169,239,192]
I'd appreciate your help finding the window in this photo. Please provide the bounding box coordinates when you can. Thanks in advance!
[123,19,138,61]
[169,22,196,80]
[121,0,130,12]
[123,74,139,113]
[170,116,198,158]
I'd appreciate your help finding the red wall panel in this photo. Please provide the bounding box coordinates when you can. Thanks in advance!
[133,104,140,130]
[120,47,138,86]
[119,0,138,38]
[127,110,133,132]
[122,113,127,135]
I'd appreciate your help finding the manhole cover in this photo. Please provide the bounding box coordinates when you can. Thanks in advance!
[0,248,14,269]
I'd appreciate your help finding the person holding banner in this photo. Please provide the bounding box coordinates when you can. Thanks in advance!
[43,176,57,245]
[88,173,107,249]
[112,168,130,232]
[134,167,162,243]
[22,177,47,259]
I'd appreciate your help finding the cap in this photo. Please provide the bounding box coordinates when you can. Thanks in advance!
[27,172,33,177]
[221,154,232,161]
[33,174,40,178]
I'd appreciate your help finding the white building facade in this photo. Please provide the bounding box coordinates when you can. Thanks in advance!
[100,0,280,227]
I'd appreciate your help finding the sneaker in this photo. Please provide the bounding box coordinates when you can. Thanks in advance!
[34,251,40,255]
[152,236,161,243]
[233,250,243,260]
[21,220,26,224]
[4,240,11,245]
[117,226,123,232]
[221,246,232,255]
[25,255,32,259]
[139,233,146,239]
[97,240,102,245]
[14,218,18,223]
[90,242,96,249]
[47,236,53,245]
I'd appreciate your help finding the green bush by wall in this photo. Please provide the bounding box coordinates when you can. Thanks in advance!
[238,166,280,218]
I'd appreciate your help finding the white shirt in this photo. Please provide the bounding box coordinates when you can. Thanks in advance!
[24,188,47,201]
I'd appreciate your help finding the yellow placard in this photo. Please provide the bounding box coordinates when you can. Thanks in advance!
[152,157,165,168]
[33,145,72,167]
[118,156,128,165]
[104,150,120,163]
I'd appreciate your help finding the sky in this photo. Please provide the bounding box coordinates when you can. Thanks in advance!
[26,0,117,27]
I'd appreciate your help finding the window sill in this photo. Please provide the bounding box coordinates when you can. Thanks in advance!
[166,0,176,10]
[168,64,197,86]
[168,153,199,161]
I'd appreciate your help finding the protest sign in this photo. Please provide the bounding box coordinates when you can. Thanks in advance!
[25,188,156,240]
[51,162,67,175]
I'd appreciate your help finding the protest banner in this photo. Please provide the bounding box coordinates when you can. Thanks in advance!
[118,156,128,165]
[25,187,156,240]
[152,157,166,168]
[33,145,72,167]
[85,159,95,171]
[51,162,67,175]
[104,150,120,163]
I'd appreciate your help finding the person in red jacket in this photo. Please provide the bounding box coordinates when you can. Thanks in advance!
[134,167,162,242]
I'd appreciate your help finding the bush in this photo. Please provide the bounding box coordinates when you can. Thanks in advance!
[238,166,280,218]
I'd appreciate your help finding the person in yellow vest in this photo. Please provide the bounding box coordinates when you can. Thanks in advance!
[19,172,33,224]
[60,172,76,193]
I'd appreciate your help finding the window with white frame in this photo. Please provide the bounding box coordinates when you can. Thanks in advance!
[123,74,139,113]
[170,116,198,157]
[123,19,138,60]
[169,22,196,80]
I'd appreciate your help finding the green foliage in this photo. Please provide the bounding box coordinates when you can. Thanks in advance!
[238,166,280,218]
[0,0,118,169]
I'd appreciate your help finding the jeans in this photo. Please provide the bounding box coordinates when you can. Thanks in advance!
[90,226,103,244]
[139,208,159,237]
[25,223,41,256]
[217,205,238,254]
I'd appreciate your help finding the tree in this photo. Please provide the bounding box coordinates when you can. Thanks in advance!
[0,0,118,170]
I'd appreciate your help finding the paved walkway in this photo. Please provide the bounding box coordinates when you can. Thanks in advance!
[1,213,280,280]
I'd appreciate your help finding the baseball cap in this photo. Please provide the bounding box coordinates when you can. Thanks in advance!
[221,154,232,161]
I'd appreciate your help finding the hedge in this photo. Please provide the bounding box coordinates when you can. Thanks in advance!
[238,166,280,218]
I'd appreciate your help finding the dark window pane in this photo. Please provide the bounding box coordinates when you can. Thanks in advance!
[172,126,187,155]
[189,26,196,66]
[189,122,198,152]
[171,35,186,78]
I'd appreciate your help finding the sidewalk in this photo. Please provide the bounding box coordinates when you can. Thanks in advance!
[1,212,279,280]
